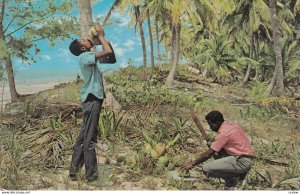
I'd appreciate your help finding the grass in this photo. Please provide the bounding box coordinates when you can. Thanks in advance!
[0,65,299,190]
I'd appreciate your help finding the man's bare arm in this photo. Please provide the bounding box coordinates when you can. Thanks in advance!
[98,42,116,64]
[181,148,215,170]
[93,26,112,60]
[192,148,215,167]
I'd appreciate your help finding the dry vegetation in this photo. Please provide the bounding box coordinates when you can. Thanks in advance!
[0,65,299,190]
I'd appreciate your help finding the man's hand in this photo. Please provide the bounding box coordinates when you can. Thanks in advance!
[181,162,194,171]
[207,141,213,147]
[94,25,105,37]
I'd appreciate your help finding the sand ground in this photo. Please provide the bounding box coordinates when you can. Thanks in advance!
[0,78,76,108]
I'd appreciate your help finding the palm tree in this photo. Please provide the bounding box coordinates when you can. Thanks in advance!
[266,0,284,96]
[77,0,94,37]
[220,0,272,86]
[192,32,244,82]
[0,0,20,102]
[134,4,148,77]
[146,0,170,61]
[0,65,6,115]
[105,0,148,78]
[281,37,300,83]
[77,0,122,112]
[0,0,76,102]
[146,8,155,69]
[155,22,161,61]
[164,0,218,87]
[103,0,122,25]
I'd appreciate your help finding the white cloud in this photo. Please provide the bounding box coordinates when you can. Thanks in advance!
[118,17,131,26]
[135,57,143,62]
[56,48,74,63]
[124,39,135,51]
[43,55,51,61]
[58,48,70,57]
[111,43,126,57]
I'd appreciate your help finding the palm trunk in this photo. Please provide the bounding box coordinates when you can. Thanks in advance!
[1,79,5,115]
[242,32,254,86]
[166,23,181,87]
[243,64,252,85]
[77,0,122,112]
[147,10,155,69]
[135,6,147,78]
[266,65,277,95]
[155,22,161,61]
[268,0,284,96]
[77,0,93,37]
[254,33,260,81]
[0,0,19,103]
[5,57,19,102]
[170,24,176,63]
[1,31,19,102]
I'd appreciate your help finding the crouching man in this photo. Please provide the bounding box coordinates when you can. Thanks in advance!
[182,111,255,187]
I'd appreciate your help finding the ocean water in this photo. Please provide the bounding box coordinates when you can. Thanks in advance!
[0,69,80,106]
[14,69,80,84]
[0,64,123,106]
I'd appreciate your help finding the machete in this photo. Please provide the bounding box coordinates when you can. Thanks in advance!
[190,111,209,142]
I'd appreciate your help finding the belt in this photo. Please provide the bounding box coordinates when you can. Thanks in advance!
[85,93,101,102]
[239,155,255,159]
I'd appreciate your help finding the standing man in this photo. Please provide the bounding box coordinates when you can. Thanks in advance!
[68,26,116,182]
[182,110,255,187]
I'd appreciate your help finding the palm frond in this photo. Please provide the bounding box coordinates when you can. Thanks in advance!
[103,0,122,24]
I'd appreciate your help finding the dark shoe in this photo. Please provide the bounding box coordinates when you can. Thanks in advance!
[238,172,248,181]
[225,178,240,187]
[87,176,98,183]
[69,174,78,181]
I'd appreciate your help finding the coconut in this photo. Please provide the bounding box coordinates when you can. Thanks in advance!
[88,26,102,45]
[172,155,184,165]
[157,156,169,167]
[150,149,159,159]
[143,143,152,155]
[154,143,166,156]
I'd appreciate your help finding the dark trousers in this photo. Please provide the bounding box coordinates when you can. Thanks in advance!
[69,94,103,180]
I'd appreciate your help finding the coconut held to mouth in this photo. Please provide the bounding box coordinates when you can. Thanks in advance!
[88,26,105,45]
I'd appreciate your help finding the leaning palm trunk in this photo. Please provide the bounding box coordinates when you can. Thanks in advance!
[242,33,254,86]
[266,66,277,95]
[267,0,284,96]
[242,64,252,85]
[166,23,181,87]
[77,0,122,113]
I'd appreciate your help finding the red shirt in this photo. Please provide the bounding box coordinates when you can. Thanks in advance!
[211,121,255,157]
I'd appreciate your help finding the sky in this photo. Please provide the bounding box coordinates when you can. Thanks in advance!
[12,0,161,82]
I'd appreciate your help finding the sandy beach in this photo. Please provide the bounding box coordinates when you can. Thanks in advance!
[0,77,76,108]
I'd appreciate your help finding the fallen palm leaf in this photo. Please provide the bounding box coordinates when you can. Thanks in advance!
[273,177,300,188]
